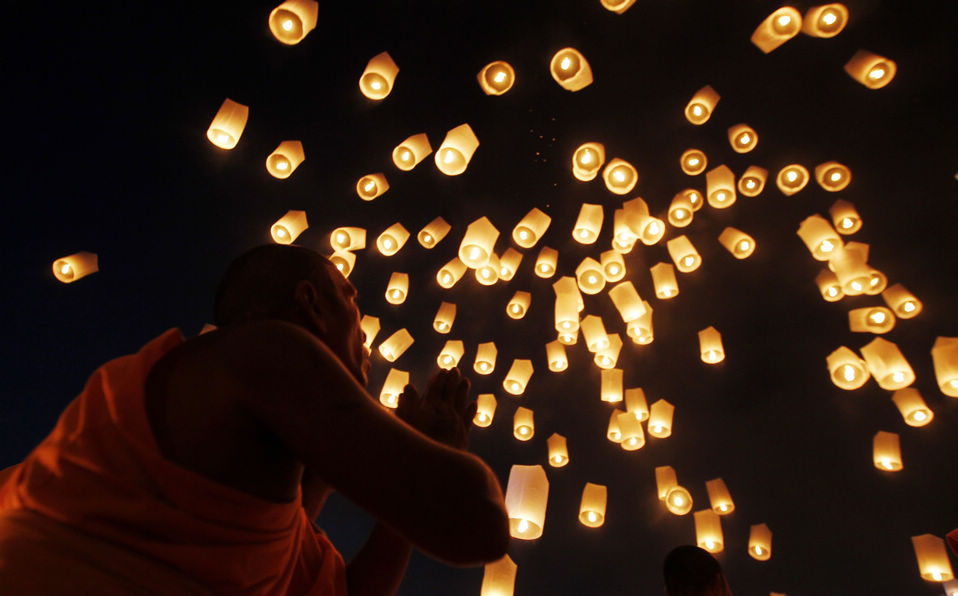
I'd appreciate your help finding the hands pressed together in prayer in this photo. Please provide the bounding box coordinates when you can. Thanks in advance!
[396,368,476,451]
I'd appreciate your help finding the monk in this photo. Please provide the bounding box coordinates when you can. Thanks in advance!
[662,545,733,596]
[0,244,510,594]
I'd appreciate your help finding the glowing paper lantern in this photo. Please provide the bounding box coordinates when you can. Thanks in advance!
[360,315,379,350]
[512,208,551,248]
[329,251,356,278]
[459,216,499,268]
[698,326,725,364]
[504,465,549,540]
[477,60,516,96]
[826,346,870,390]
[359,51,399,100]
[622,197,665,246]
[608,281,646,324]
[650,263,679,299]
[815,161,852,192]
[845,50,897,89]
[572,142,606,181]
[694,510,724,553]
[861,337,915,390]
[738,165,768,197]
[52,252,98,284]
[666,486,693,516]
[378,328,413,362]
[553,275,583,310]
[418,217,451,249]
[751,6,803,53]
[606,410,623,443]
[705,478,734,515]
[718,227,756,259]
[944,579,958,596]
[433,302,456,335]
[392,133,432,171]
[581,315,611,352]
[268,0,318,45]
[667,235,702,273]
[602,158,639,195]
[655,466,678,500]
[727,124,758,154]
[330,227,366,251]
[648,399,674,438]
[873,431,903,471]
[600,250,626,282]
[206,98,249,149]
[594,334,622,369]
[625,387,649,421]
[554,296,580,337]
[503,359,533,395]
[474,393,497,427]
[480,555,516,596]
[797,215,842,261]
[573,203,604,244]
[435,123,479,176]
[270,210,308,244]
[579,483,608,527]
[601,0,636,14]
[912,534,955,582]
[600,368,624,403]
[931,337,958,397]
[705,165,737,208]
[377,223,410,257]
[437,257,467,289]
[474,341,498,375]
[892,388,934,427]
[379,368,408,409]
[476,254,501,286]
[576,258,606,295]
[547,433,569,467]
[829,199,862,235]
[680,148,708,175]
[802,4,849,37]
[266,141,305,179]
[685,85,720,125]
[535,246,558,278]
[356,173,389,201]
[617,412,645,451]
[776,164,810,195]
[513,407,534,441]
[668,192,694,228]
[612,209,638,253]
[683,188,705,212]
[383,272,408,305]
[498,248,523,281]
[507,291,531,320]
[546,340,568,372]
[848,306,895,334]
[749,524,773,561]
[816,270,844,302]
[437,340,465,370]
[549,47,593,91]
[627,301,655,345]
[881,284,922,319]
[827,244,872,294]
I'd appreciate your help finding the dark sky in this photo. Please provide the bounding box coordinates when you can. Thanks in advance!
[3,1,958,594]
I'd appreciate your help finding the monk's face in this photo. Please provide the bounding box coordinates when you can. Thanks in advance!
[317,260,370,386]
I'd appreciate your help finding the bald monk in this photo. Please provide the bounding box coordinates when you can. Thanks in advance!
[0,244,510,594]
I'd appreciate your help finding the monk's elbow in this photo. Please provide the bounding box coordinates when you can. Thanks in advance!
[443,499,510,566]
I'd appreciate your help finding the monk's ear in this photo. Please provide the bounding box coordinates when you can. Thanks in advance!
[293,280,329,332]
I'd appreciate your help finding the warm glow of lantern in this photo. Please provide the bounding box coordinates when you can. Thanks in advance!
[596,251,624,283]
[494,248,521,281]
[827,243,873,294]
[931,337,958,398]
[391,133,432,171]
[892,388,934,427]
[666,486,693,516]
[848,306,895,334]
[718,227,756,259]
[612,208,638,253]
[547,433,569,467]
[738,165,768,197]
[594,334,622,369]
[512,207,551,248]
[698,326,725,364]
[650,263,679,299]
[376,223,410,257]
[458,216,499,269]
[648,399,674,438]
[477,60,516,95]
[379,368,408,409]
[600,0,637,13]
[797,215,842,261]
[705,164,737,209]
[513,406,535,441]
[655,466,678,500]
[549,47,593,91]
[476,253,501,286]
[534,246,558,278]
[602,158,639,195]
[608,281,646,324]
[776,164,810,195]
[436,257,467,289]
[600,368,624,403]
[802,4,848,37]
[606,409,623,443]
[667,235,701,273]
[684,85,720,125]
[911,534,955,582]
[329,250,356,278]
[270,210,308,244]
[814,161,852,192]
[816,270,845,302]
[206,98,249,149]
[705,478,734,515]
[680,148,708,175]
[751,6,803,53]
[507,291,531,320]
[437,340,465,370]
[826,346,870,390]
[435,123,480,175]
[480,554,517,596]
[52,252,98,284]
[471,341,498,376]
[873,430,903,471]
[266,140,305,179]
[727,124,758,153]
[580,315,610,353]
[845,50,897,89]
[828,199,862,235]
[503,359,533,396]
[330,226,366,252]
[418,217,451,249]
[554,296,580,338]
[378,328,414,362]
[572,142,606,181]
[360,315,379,350]
[749,523,773,561]
[359,51,399,100]
[694,509,724,552]
[668,192,694,228]
[384,272,409,305]
[625,387,649,421]
[621,197,665,246]
[268,0,318,45]
[617,412,645,451]
[356,172,389,201]
[579,483,608,527]
[474,393,497,427]
[504,465,549,540]
[544,339,569,373]
[627,300,655,345]
[575,258,606,295]
[572,203,604,244]
[861,337,915,390]
[881,284,922,319]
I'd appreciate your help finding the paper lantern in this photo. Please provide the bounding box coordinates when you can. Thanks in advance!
[553,274,584,308]
[476,254,501,286]
[600,368,624,403]
[359,51,399,100]
[474,393,497,427]
[797,215,842,261]
[581,315,611,353]
[504,465,549,540]
[497,248,523,281]
[617,412,645,451]
[845,50,897,89]
[459,216,499,268]
[680,148,707,176]
[694,510,724,553]
[431,302,457,335]
[848,306,895,334]
[705,478,734,515]
[547,433,569,467]
[503,359,533,395]
[612,209,638,253]
[667,235,702,273]
[576,258,606,295]
[572,203,604,244]
[549,47,593,91]
[668,192,694,228]
[572,142,606,181]
[596,251,623,283]
[751,6,803,53]
[705,165,737,208]
[52,252,98,284]
[418,217,451,249]
[816,270,845,302]
[477,60,516,96]
[513,407,535,441]
[554,296,580,338]
[379,368,409,409]
[873,431,903,471]
[546,340,568,372]
[608,281,646,324]
[912,534,955,582]
[627,301,655,345]
[826,346,870,390]
[594,334,622,369]
[943,579,958,596]
[601,0,636,13]
[932,337,958,397]
[682,188,705,212]
[384,272,409,305]
[360,315,379,350]
[378,328,413,362]
[606,409,623,443]
[881,284,922,319]
[827,244,872,294]
[512,207,551,248]
[268,0,318,45]
[892,388,934,427]
[271,210,308,244]
[435,123,479,176]
[738,165,768,197]
[829,199,862,235]
[655,466,678,500]
[603,158,639,195]
[356,173,389,201]
[666,486,693,516]
[698,326,725,364]
[507,291,531,320]
[437,340,465,370]
[749,524,773,561]
[648,399,674,438]
[718,227,756,259]
[330,227,366,251]
[437,257,468,289]
[802,4,849,37]
[480,555,517,596]
[728,124,758,153]
[861,337,915,390]
[650,263,679,299]
[535,246,558,278]
[623,197,665,246]
[815,161,852,192]
[392,133,432,171]
[625,387,649,421]
[776,164,810,195]
[266,140,305,179]
[473,341,498,375]
[329,251,356,278]
[685,85,720,125]
[579,483,608,527]
[206,98,249,149]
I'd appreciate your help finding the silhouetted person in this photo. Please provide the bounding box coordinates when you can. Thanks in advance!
[0,244,510,594]
[663,545,733,596]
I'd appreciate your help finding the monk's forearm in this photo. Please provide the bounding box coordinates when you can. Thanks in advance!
[346,523,412,596]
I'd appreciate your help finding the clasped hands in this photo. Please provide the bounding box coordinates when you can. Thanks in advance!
[396,368,475,451]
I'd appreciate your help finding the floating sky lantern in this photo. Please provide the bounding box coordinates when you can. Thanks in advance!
[458,216,499,269]
[625,387,649,421]
[667,235,702,273]
[547,433,569,467]
[617,412,645,451]
[384,272,409,305]
[378,368,408,409]
[861,337,915,390]
[572,142,606,181]
[600,0,636,13]
[581,315,611,353]
[505,465,549,540]
[776,164,810,195]
[600,368,624,403]
[829,199,862,235]
[683,188,705,212]
[602,158,639,195]
[579,483,608,527]
[480,555,517,596]
[477,60,516,95]
[848,306,895,334]
[738,165,768,197]
[666,484,693,516]
[503,359,533,395]
[356,173,389,201]
[392,133,432,171]
[727,124,758,153]
[474,393,497,427]
[705,165,737,208]
[816,270,845,302]
[668,193,694,229]
[512,207,551,248]
[534,246,558,278]
[680,148,708,176]
[628,301,655,345]
[267,0,318,45]
[608,281,646,324]
[476,254,501,286]
[695,510,724,553]
[612,209,638,253]
[797,215,842,261]
[944,579,958,596]
[359,51,399,100]
[892,388,934,427]
[266,140,305,179]
[513,407,535,440]
[718,227,755,259]
[931,337,958,397]
[600,250,626,283]
[622,197,665,246]
[698,326,725,364]
[270,210,308,244]
[435,123,479,176]
[330,226,366,251]
[206,98,249,149]
[815,160,852,191]
[433,302,456,334]
[376,223,409,257]
[881,284,922,319]
[437,340,465,370]
[655,466,678,500]
[418,216,451,248]
[911,534,955,582]
[549,47,593,91]
[827,243,873,295]
[749,524,773,561]
[606,410,624,444]
[473,341,498,375]
[751,6,803,53]
[873,430,903,471]
[648,399,674,438]
[329,251,355,277]
[435,258,467,290]
[594,334,622,369]
[572,203,604,244]
[576,257,606,295]
[378,328,413,362]
[685,85,720,125]
[507,291,531,320]
[845,50,897,89]
[650,263,679,299]
[52,252,98,284]
[705,478,735,515]
[802,4,849,37]
[554,297,580,339]
[360,315,379,350]
[498,248,523,281]
[546,340,568,372]
[826,346,870,390]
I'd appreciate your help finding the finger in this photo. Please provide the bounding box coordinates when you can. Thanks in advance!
[424,370,445,405]
[396,383,420,417]
[440,367,461,404]
[454,375,471,416]
[462,400,478,425]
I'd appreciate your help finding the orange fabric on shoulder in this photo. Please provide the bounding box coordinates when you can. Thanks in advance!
[0,329,346,596]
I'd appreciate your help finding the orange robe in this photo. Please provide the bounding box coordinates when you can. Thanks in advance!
[0,329,347,595]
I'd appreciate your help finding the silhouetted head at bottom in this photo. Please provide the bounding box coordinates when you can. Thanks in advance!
[663,545,732,596]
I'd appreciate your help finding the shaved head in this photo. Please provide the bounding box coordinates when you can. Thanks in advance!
[663,545,731,596]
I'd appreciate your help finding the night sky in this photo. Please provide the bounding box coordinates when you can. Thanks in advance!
[4,1,958,594]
